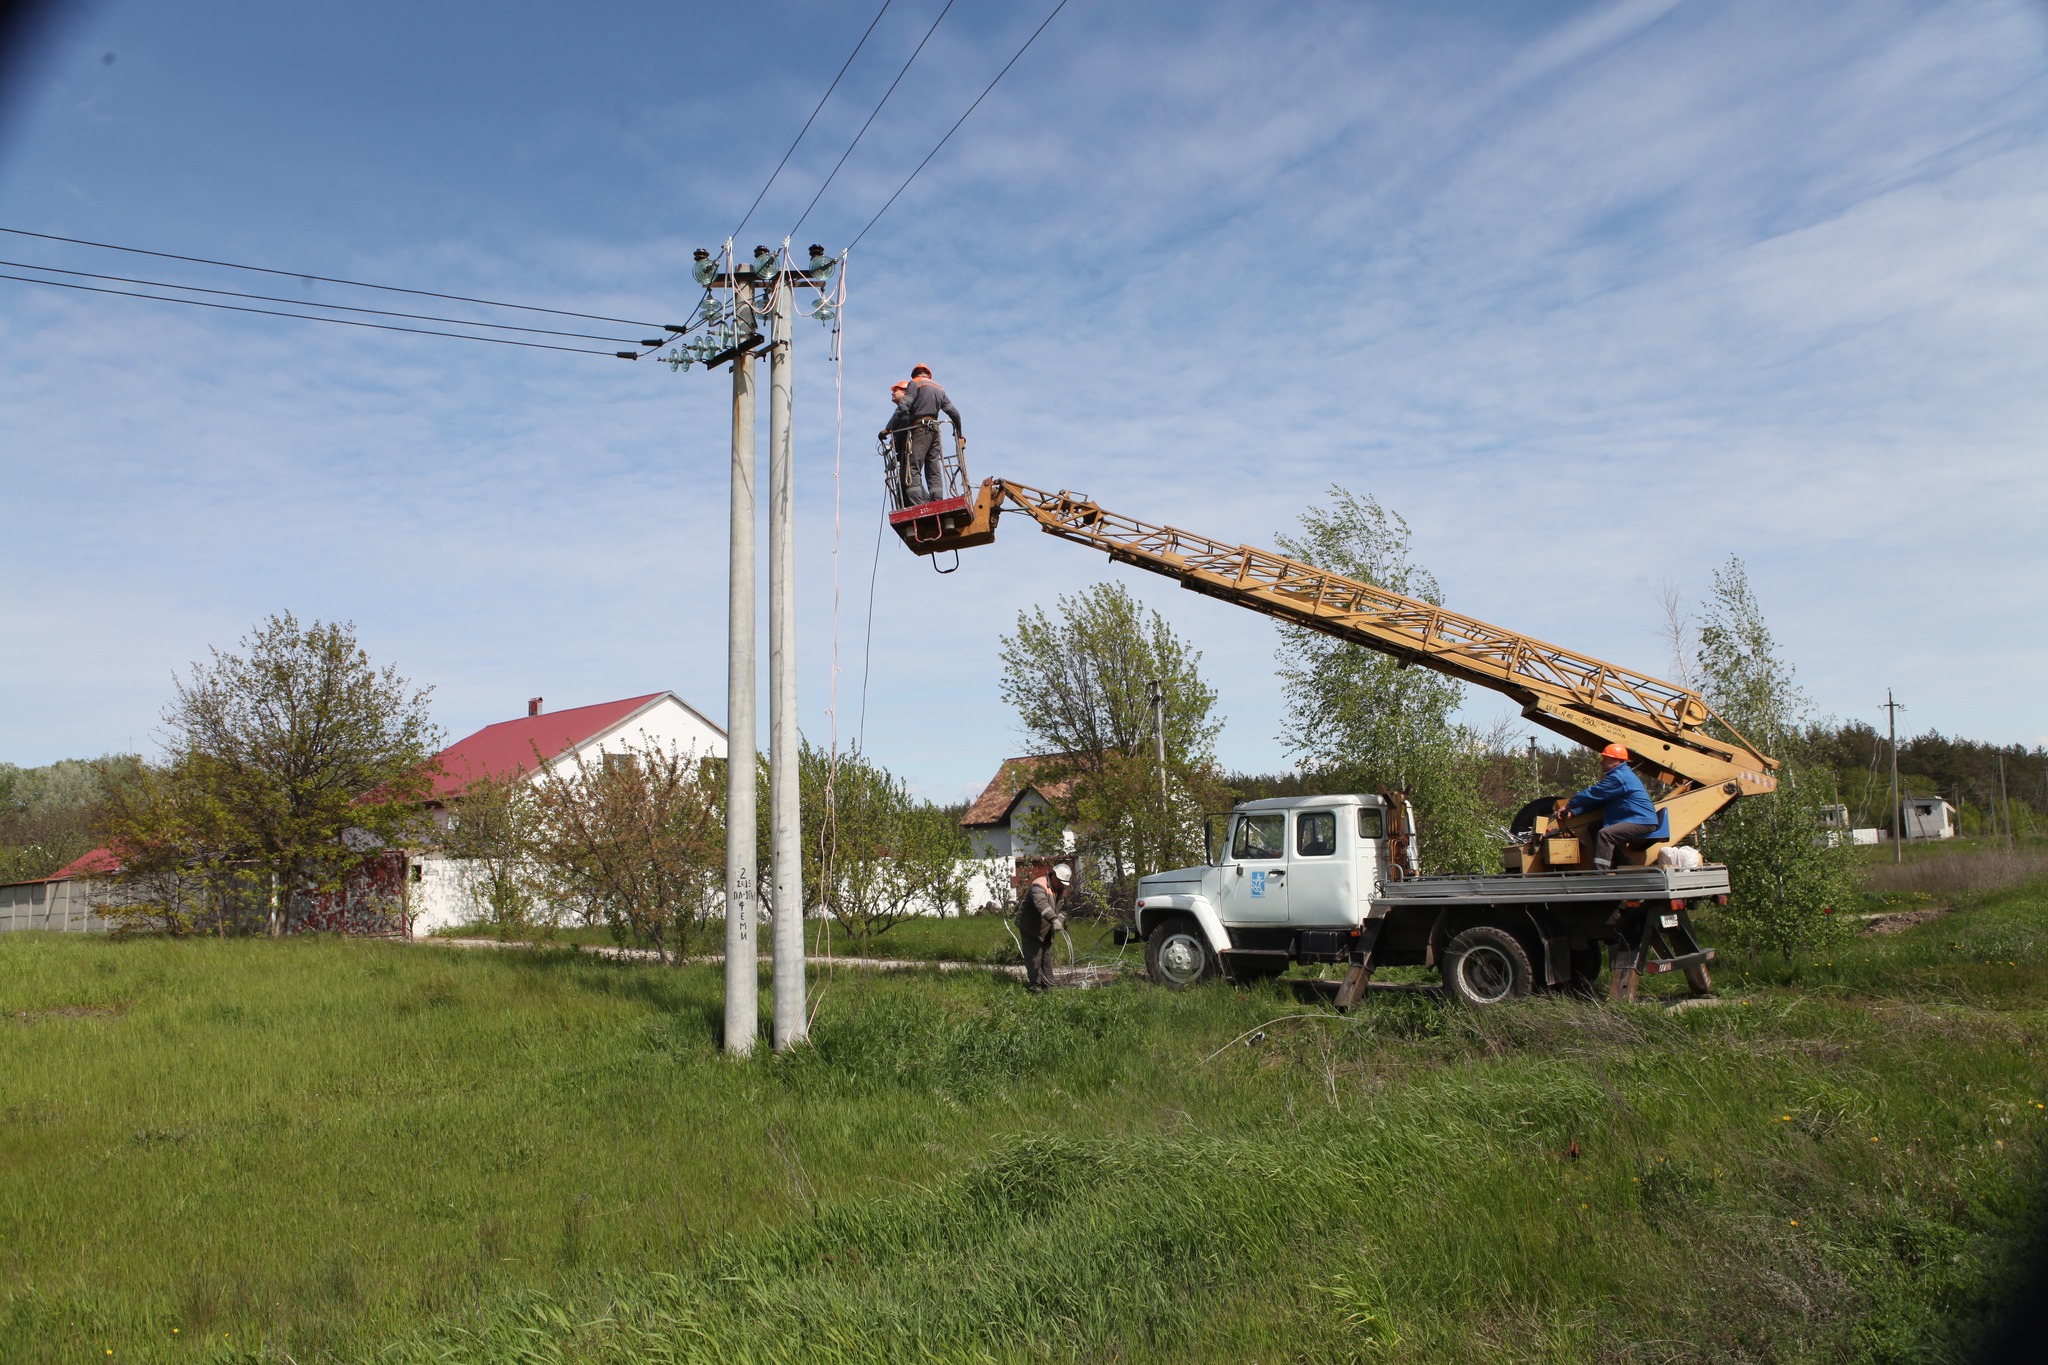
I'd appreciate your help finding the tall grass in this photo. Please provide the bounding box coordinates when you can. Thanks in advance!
[4,881,2047,1362]
[1861,846,2048,896]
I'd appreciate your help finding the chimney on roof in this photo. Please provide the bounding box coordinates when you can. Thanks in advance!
[528,697,543,717]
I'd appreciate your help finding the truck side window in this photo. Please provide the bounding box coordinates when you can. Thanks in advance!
[1358,808,1385,839]
[1231,814,1285,860]
[1296,811,1337,857]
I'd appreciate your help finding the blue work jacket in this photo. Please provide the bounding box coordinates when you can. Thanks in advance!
[1567,764,1657,828]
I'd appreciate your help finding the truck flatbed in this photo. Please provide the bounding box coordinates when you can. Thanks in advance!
[1376,865,1730,910]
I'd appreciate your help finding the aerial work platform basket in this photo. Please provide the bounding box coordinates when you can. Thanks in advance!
[883,432,998,558]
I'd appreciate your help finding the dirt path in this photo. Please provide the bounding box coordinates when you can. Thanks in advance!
[422,936,1123,987]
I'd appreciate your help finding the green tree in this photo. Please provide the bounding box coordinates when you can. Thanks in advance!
[0,755,139,883]
[1692,557,1856,961]
[108,614,439,934]
[91,758,260,936]
[803,739,967,952]
[528,747,723,963]
[1274,487,1497,874]
[997,582,1226,914]
[435,773,546,939]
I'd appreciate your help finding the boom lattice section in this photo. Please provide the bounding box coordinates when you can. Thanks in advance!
[911,478,1776,842]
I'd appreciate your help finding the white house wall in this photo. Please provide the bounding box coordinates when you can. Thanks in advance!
[540,696,726,785]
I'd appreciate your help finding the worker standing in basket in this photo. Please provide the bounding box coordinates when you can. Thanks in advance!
[879,380,911,507]
[899,363,963,506]
[1020,861,1070,994]
[1555,744,1659,870]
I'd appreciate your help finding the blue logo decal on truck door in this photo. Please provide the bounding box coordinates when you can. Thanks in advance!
[1250,870,1266,898]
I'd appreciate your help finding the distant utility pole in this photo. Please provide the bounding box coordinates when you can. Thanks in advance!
[723,335,759,1056]
[767,269,806,1052]
[1883,689,1905,865]
[1998,752,2012,850]
[1148,678,1169,855]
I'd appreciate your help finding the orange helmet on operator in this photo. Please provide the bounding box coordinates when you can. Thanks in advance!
[910,363,932,379]
[1601,743,1630,762]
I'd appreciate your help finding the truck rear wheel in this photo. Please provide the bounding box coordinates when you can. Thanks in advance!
[1441,925,1534,1006]
[1146,917,1218,989]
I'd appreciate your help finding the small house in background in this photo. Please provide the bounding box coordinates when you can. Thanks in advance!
[1902,795,1958,841]
[959,756,1078,911]
[0,848,120,932]
[410,691,726,936]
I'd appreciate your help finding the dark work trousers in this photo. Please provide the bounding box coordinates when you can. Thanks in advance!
[1595,821,1656,868]
[1017,906,1055,992]
[904,421,944,504]
[887,431,910,506]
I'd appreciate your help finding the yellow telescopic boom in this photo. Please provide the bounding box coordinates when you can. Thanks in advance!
[896,477,1776,846]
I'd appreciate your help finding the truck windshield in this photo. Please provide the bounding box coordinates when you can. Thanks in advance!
[1231,814,1285,860]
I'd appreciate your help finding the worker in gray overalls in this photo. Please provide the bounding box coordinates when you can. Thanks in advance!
[899,364,963,505]
[1020,861,1070,994]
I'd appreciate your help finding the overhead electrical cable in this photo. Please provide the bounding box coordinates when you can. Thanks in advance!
[847,0,1071,250]
[787,0,956,240]
[0,225,667,328]
[729,0,895,246]
[0,258,646,344]
[0,271,626,356]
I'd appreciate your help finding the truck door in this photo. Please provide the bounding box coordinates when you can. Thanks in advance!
[1216,812,1289,923]
[1284,808,1356,925]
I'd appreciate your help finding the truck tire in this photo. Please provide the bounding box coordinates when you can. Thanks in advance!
[1441,925,1534,1006]
[1146,917,1218,989]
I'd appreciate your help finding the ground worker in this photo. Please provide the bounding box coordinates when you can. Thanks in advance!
[879,381,911,506]
[898,363,962,505]
[1019,861,1070,994]
[1555,744,1659,870]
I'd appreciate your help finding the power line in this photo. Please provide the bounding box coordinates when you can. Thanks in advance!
[788,0,957,241]
[0,271,630,357]
[729,0,895,246]
[848,0,1071,251]
[0,258,650,345]
[0,225,667,328]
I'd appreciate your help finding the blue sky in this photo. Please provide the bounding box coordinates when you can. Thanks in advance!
[2,0,2044,801]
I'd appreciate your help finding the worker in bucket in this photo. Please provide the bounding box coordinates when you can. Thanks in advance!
[879,380,912,507]
[1555,744,1659,870]
[898,363,963,506]
[1020,861,1070,994]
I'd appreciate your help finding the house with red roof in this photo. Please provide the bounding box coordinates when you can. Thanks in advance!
[408,691,725,935]
[0,692,725,938]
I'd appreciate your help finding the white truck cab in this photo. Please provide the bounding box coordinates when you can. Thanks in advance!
[1132,794,1406,987]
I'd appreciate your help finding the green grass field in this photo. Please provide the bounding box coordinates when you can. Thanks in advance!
[5,879,2046,1362]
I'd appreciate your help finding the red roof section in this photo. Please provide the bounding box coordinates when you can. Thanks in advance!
[2,845,122,886]
[961,755,1079,828]
[428,693,668,799]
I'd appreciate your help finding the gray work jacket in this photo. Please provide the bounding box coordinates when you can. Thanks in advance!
[902,378,962,435]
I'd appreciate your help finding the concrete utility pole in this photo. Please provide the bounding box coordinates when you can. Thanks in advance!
[1148,678,1169,849]
[724,344,760,1056]
[1884,689,1905,865]
[768,270,807,1050]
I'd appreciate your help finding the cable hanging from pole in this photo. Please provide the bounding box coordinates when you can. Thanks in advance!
[730,0,895,246]
[0,225,669,328]
[0,271,633,356]
[847,0,1071,251]
[787,0,957,241]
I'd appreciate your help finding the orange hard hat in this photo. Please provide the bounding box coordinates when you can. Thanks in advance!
[890,380,907,393]
[1601,743,1630,762]
[910,363,932,378]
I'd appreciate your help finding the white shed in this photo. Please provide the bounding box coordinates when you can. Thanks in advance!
[1901,796,1957,841]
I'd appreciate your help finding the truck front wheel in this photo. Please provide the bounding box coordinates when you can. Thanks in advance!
[1441,925,1534,1006]
[1146,918,1218,989]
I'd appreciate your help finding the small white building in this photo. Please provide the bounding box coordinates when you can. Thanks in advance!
[1901,796,1958,841]
[410,692,726,936]
[956,756,1078,913]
